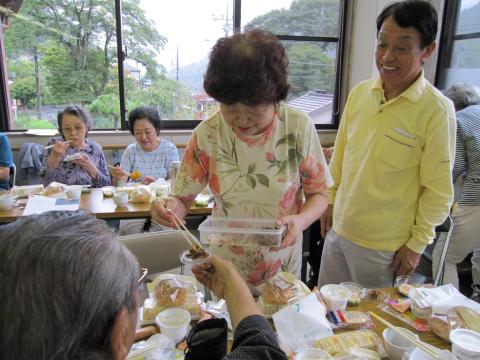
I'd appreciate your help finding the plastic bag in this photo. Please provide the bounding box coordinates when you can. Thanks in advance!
[328,311,375,330]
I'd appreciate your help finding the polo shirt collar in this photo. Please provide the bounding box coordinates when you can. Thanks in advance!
[370,69,426,103]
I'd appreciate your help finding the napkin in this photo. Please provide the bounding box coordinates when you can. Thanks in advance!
[272,292,333,354]
[418,284,480,314]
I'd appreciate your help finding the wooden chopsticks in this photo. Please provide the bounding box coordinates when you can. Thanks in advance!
[171,212,203,250]
[44,140,73,149]
[369,311,439,358]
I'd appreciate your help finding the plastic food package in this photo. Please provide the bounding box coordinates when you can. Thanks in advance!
[258,272,311,316]
[10,184,45,198]
[129,185,153,203]
[198,216,285,247]
[43,182,69,198]
[328,311,375,330]
[312,330,387,358]
[409,288,433,319]
[148,180,170,197]
[141,274,204,324]
[428,310,463,343]
[340,282,365,306]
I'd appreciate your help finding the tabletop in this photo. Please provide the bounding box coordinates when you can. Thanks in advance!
[0,188,213,223]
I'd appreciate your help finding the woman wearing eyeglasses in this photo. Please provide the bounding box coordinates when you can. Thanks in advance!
[41,105,111,187]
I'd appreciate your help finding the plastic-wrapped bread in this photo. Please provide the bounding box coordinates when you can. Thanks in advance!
[313,330,387,358]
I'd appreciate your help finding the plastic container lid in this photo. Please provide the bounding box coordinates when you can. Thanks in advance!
[294,348,332,360]
[198,216,285,247]
[394,273,426,287]
[340,282,365,298]
[449,328,480,353]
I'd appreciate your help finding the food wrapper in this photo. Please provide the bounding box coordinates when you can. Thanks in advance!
[258,272,310,316]
[312,330,387,358]
[10,184,45,198]
[129,185,153,203]
[328,311,375,331]
[141,274,204,325]
[148,180,170,197]
[42,182,68,198]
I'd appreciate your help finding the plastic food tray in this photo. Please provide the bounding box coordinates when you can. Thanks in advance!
[198,216,285,247]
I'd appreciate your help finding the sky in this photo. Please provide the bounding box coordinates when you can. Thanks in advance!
[462,0,480,10]
[139,0,294,70]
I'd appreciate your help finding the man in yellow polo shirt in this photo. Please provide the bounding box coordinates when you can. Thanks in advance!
[318,0,456,288]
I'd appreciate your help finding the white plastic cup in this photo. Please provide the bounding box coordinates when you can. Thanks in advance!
[113,191,129,207]
[155,308,191,344]
[320,284,351,311]
[383,327,419,360]
[0,194,14,210]
[449,328,480,359]
[66,186,82,199]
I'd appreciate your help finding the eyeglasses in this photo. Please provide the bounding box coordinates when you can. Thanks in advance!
[138,267,148,286]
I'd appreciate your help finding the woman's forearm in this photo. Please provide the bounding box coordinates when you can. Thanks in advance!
[300,193,328,230]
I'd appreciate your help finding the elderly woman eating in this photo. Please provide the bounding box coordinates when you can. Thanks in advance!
[41,105,111,187]
[152,29,332,287]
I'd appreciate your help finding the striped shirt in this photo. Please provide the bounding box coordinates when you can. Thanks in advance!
[454,104,480,205]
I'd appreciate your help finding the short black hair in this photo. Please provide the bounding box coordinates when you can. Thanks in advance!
[204,29,289,106]
[127,106,162,136]
[377,0,438,48]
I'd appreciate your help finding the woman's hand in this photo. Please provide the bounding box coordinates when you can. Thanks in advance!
[141,176,155,185]
[320,204,333,238]
[274,214,308,250]
[192,256,238,300]
[151,197,187,228]
[110,166,129,185]
[50,140,70,158]
[73,154,99,180]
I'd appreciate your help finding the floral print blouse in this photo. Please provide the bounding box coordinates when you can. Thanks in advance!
[41,137,111,187]
[172,104,331,285]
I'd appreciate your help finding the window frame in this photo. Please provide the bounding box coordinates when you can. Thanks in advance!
[0,0,347,132]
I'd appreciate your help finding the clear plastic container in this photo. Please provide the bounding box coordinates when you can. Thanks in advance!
[198,216,285,247]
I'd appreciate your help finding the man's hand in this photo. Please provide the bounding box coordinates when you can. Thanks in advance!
[390,245,421,276]
[320,204,333,238]
[273,214,307,250]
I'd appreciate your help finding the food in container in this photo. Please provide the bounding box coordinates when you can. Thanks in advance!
[340,281,365,306]
[365,288,389,302]
[0,194,15,210]
[449,328,480,359]
[312,330,387,358]
[10,184,44,198]
[395,274,426,296]
[257,272,310,316]
[455,306,480,333]
[155,308,191,344]
[43,181,68,197]
[198,216,285,247]
[101,186,115,197]
[63,153,82,161]
[129,185,152,203]
[194,194,212,207]
[179,248,210,265]
[320,284,351,311]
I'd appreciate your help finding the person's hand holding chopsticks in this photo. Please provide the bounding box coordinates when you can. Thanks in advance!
[151,196,188,228]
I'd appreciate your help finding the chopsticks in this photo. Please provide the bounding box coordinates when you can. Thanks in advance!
[171,212,203,250]
[107,164,140,178]
[44,140,73,149]
[369,311,439,358]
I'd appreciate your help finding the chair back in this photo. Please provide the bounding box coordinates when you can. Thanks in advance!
[119,229,190,274]
[9,163,16,189]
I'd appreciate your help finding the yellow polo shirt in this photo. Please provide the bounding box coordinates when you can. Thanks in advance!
[328,72,456,253]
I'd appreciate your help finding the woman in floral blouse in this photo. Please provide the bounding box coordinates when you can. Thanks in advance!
[152,29,332,286]
[41,106,110,187]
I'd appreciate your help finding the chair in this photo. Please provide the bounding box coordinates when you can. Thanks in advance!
[119,229,190,275]
[8,163,16,189]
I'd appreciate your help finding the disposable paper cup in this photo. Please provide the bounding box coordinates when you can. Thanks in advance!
[294,348,333,359]
[320,284,350,311]
[0,194,14,210]
[113,191,129,207]
[383,327,418,360]
[156,308,191,344]
[449,328,480,359]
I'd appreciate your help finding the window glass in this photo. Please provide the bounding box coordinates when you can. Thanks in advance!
[456,0,480,35]
[4,0,121,130]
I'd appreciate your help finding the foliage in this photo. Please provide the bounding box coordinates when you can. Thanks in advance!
[12,114,55,129]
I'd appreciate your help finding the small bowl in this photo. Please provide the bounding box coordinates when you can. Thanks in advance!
[179,249,210,265]
[0,194,15,210]
[156,307,191,344]
[294,348,333,359]
[395,274,426,288]
[320,284,351,311]
[383,327,419,360]
[449,328,480,359]
[340,281,365,305]
[102,186,115,197]
[66,185,82,199]
[113,191,129,207]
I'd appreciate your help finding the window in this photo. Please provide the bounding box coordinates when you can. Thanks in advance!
[436,0,480,89]
[0,0,346,131]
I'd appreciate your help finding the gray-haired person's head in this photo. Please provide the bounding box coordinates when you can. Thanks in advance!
[57,105,94,136]
[0,211,139,360]
[443,83,480,111]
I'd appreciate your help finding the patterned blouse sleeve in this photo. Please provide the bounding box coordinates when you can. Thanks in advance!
[41,137,64,185]
[299,117,332,195]
[171,132,208,201]
[120,144,135,173]
[91,142,111,187]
